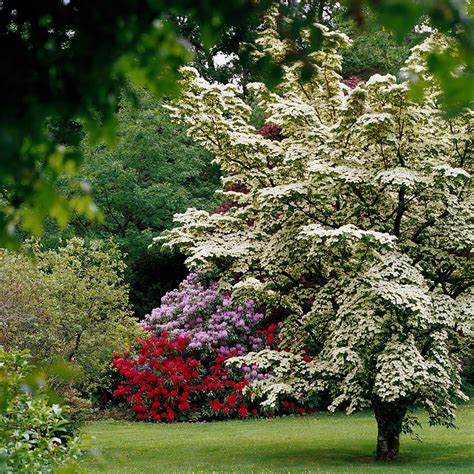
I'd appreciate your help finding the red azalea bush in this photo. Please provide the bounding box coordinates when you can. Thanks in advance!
[113,331,314,422]
[113,333,256,421]
[113,275,318,422]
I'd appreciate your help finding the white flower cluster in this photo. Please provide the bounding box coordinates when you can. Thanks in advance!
[157,15,473,428]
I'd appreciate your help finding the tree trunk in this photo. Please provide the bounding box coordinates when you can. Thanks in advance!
[373,399,407,461]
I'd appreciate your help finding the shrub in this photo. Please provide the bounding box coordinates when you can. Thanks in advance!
[144,273,267,357]
[34,238,140,399]
[0,238,140,401]
[60,387,94,423]
[0,348,82,473]
[113,333,250,421]
[113,332,313,422]
[0,250,59,358]
[113,275,318,421]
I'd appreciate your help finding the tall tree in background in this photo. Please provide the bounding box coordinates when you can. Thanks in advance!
[44,88,220,316]
[0,0,272,245]
[175,1,418,86]
[338,11,421,80]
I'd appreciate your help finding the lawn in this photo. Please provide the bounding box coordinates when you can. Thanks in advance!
[82,405,473,473]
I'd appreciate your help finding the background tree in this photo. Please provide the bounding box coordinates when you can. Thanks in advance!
[176,3,420,86]
[0,0,274,245]
[43,87,221,316]
[158,14,472,461]
[337,11,422,79]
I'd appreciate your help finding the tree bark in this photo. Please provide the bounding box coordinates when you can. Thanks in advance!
[373,399,407,461]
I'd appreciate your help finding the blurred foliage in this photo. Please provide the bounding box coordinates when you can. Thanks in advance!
[42,87,221,316]
[0,239,140,400]
[0,0,472,245]
[0,0,272,246]
[338,12,423,79]
[0,348,83,473]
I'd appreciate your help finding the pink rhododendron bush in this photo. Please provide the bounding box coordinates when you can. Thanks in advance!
[113,274,317,422]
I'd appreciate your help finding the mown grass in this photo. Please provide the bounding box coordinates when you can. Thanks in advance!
[82,405,473,473]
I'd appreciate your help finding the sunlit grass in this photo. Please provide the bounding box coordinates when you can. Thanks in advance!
[82,405,473,473]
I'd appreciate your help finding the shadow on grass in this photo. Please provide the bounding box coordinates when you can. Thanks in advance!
[83,409,474,473]
[238,443,472,465]
[86,442,473,473]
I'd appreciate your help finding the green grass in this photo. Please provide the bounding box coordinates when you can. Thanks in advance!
[82,406,473,473]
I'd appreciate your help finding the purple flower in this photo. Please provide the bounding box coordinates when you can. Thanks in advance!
[143,272,268,359]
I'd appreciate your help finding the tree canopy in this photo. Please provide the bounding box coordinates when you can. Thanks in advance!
[1,0,472,246]
[0,238,138,398]
[44,88,220,315]
[158,10,473,460]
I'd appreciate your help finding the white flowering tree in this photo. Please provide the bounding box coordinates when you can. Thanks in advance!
[157,9,473,461]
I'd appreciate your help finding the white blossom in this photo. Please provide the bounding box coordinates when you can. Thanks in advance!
[157,17,473,432]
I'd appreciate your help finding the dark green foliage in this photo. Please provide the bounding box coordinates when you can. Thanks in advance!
[339,14,422,79]
[0,0,270,245]
[46,88,221,316]
[127,249,188,319]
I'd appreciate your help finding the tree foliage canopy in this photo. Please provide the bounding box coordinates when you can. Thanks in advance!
[0,0,472,246]
[0,238,139,397]
[158,11,473,460]
[45,88,220,315]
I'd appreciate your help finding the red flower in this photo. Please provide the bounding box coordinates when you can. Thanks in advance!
[238,403,248,418]
[113,331,315,423]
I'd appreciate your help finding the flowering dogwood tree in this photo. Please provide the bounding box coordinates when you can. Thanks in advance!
[156,9,473,461]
